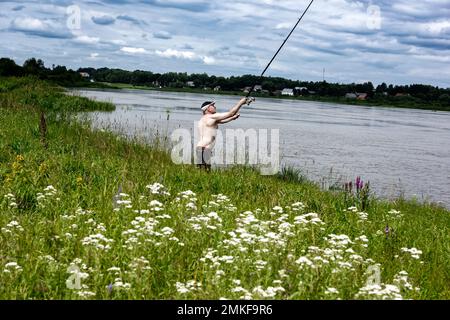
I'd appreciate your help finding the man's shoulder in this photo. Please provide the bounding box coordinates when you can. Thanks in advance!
[201,114,216,122]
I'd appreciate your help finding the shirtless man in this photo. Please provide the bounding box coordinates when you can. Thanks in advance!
[196,97,254,170]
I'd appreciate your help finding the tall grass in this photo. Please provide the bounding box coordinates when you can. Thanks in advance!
[0,76,115,112]
[276,165,307,184]
[0,78,449,300]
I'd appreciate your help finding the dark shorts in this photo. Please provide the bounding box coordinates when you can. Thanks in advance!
[196,147,212,165]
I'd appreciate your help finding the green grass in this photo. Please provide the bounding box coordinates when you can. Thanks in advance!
[0,77,115,112]
[0,77,449,300]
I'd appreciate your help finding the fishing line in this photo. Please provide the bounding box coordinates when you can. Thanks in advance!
[246,0,315,98]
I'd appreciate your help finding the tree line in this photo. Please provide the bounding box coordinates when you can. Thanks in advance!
[0,57,85,86]
[1,57,449,109]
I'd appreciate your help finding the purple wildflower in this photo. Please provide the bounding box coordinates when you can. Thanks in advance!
[356,176,364,192]
[384,225,390,237]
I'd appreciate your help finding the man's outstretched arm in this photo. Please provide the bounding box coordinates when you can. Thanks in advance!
[218,113,240,124]
[209,98,251,121]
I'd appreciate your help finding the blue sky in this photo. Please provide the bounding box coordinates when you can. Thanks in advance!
[1,0,449,87]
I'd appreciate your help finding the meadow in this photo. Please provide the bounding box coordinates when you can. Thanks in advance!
[0,77,448,299]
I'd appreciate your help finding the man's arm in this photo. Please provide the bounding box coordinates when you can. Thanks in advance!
[209,98,251,121]
[218,113,240,124]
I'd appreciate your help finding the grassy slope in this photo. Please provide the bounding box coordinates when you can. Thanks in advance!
[0,78,448,299]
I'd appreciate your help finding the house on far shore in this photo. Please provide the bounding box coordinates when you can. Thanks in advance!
[243,86,253,93]
[213,86,221,91]
[345,92,368,100]
[356,93,368,100]
[281,88,294,96]
[253,85,263,92]
[186,81,195,87]
[79,72,90,78]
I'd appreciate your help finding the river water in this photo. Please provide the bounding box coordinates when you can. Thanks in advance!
[74,88,450,208]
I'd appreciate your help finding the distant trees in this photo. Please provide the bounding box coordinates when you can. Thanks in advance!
[23,58,46,75]
[439,93,450,105]
[376,82,387,93]
[0,58,23,76]
[0,57,83,85]
[1,56,449,109]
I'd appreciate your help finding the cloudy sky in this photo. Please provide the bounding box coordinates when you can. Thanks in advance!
[0,0,449,87]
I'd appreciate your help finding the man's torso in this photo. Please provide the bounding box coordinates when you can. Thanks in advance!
[197,115,218,149]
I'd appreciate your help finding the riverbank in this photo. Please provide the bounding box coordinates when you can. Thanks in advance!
[1,77,449,299]
[79,81,450,112]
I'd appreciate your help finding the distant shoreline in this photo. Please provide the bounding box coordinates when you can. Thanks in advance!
[73,82,450,112]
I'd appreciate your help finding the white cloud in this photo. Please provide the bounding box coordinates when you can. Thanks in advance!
[11,17,46,31]
[155,49,196,60]
[75,35,100,44]
[9,16,71,39]
[202,56,215,65]
[426,20,450,35]
[111,39,127,46]
[275,22,292,30]
[120,47,148,54]
[2,0,450,87]
[154,49,216,65]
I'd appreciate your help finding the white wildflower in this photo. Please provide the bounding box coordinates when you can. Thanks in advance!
[254,260,267,270]
[146,183,170,195]
[291,202,306,211]
[161,227,174,236]
[81,233,114,251]
[175,280,202,294]
[149,200,163,207]
[355,283,403,300]
[111,278,131,290]
[325,287,339,294]
[272,206,283,213]
[4,262,23,272]
[401,247,422,260]
[388,209,403,219]
[295,256,314,267]
[76,290,96,298]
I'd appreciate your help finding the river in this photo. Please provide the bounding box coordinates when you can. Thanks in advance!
[73,88,450,208]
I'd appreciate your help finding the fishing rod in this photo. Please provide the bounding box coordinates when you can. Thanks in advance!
[246,0,315,99]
